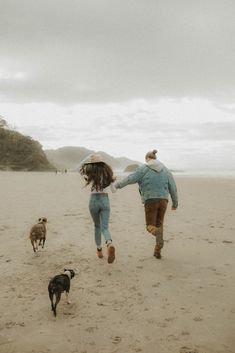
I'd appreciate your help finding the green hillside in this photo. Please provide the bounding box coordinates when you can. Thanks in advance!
[0,119,55,171]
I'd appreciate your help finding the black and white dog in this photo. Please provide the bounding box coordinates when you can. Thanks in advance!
[48,269,75,317]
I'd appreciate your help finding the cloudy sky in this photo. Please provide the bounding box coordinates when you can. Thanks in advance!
[0,0,235,170]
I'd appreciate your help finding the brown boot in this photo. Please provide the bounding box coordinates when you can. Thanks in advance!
[96,248,103,259]
[154,245,162,259]
[107,244,115,264]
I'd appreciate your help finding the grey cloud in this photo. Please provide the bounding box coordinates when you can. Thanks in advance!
[215,103,235,115]
[149,121,235,142]
[20,118,235,152]
[196,122,235,140]
[91,112,235,142]
[0,0,234,103]
[16,125,63,143]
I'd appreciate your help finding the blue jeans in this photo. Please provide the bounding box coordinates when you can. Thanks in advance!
[89,194,112,248]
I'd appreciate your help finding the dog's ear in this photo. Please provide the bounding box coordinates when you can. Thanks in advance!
[69,269,75,278]
[64,269,75,277]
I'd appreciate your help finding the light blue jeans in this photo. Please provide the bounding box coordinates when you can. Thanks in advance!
[89,194,112,248]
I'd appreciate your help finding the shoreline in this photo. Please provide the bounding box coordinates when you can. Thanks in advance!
[1,169,235,179]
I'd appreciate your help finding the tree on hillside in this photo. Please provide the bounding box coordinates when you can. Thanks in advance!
[0,116,8,128]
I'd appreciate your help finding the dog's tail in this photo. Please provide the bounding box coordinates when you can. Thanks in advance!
[48,284,61,317]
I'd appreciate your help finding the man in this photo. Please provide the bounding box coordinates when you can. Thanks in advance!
[115,149,178,259]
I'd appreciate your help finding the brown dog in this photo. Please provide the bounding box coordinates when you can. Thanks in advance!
[29,217,47,253]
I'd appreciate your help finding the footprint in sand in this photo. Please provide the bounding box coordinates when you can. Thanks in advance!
[5,321,25,328]
[193,316,203,322]
[181,330,190,336]
[167,274,173,280]
[152,282,161,288]
[112,336,122,344]
[64,213,79,217]
[180,347,199,353]
[0,225,9,231]
[165,317,176,322]
[85,326,97,333]
[202,238,214,244]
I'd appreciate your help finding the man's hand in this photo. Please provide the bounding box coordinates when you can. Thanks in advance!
[171,206,177,210]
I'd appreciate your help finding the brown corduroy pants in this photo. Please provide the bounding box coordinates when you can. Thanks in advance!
[144,199,168,248]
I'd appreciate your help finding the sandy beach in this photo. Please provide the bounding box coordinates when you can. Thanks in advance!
[0,171,234,353]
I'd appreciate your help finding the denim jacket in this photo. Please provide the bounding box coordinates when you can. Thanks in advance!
[115,160,178,208]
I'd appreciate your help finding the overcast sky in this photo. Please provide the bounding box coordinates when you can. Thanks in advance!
[0,0,235,170]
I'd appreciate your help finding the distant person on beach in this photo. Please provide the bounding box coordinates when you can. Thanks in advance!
[80,154,116,263]
[114,149,178,259]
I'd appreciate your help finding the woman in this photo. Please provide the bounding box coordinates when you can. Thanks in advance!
[115,149,178,259]
[80,153,116,263]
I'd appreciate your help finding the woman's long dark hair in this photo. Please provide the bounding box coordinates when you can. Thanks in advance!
[80,162,115,191]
